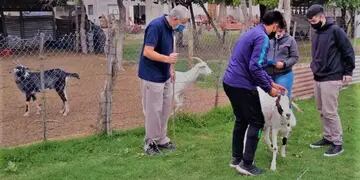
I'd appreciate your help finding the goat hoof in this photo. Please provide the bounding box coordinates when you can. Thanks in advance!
[270,166,276,171]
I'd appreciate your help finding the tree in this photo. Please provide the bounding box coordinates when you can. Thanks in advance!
[328,0,360,37]
[254,0,278,18]
[79,0,88,54]
[116,0,126,70]
[254,0,278,8]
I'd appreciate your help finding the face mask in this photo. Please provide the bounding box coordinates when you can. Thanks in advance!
[174,24,186,32]
[268,31,276,39]
[275,32,284,39]
[311,21,323,30]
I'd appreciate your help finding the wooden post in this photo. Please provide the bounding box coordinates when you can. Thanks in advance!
[39,33,47,141]
[75,7,80,52]
[20,11,25,39]
[1,11,7,36]
[292,21,297,37]
[187,22,193,68]
[104,28,114,135]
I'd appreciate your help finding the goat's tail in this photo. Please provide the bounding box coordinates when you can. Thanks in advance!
[66,73,80,79]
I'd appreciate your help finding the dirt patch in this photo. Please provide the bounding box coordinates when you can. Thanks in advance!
[0,54,228,147]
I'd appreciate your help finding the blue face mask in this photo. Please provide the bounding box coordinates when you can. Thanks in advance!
[174,24,186,32]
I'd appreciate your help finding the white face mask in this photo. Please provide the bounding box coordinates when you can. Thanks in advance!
[275,32,285,39]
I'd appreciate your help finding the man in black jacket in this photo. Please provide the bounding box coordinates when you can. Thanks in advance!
[306,4,355,157]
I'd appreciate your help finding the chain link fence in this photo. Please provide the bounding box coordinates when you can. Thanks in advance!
[1,23,360,147]
[0,29,109,147]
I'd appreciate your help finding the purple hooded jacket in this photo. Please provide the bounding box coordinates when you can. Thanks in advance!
[223,24,273,92]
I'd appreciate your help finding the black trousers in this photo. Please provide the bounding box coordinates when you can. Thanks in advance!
[223,82,265,166]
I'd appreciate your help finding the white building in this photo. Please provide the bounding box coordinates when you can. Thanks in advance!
[82,0,260,27]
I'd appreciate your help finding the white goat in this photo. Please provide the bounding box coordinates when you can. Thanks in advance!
[174,57,212,111]
[258,87,297,171]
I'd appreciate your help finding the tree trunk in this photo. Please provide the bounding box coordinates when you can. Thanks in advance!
[75,7,79,52]
[341,8,347,32]
[240,0,249,27]
[80,1,88,54]
[259,4,267,20]
[218,2,227,23]
[346,8,355,38]
[80,5,87,54]
[284,0,291,33]
[189,3,199,49]
[116,0,125,70]
[278,0,284,10]
[248,0,253,21]
[199,1,222,41]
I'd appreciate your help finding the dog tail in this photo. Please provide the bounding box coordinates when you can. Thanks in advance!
[66,73,80,79]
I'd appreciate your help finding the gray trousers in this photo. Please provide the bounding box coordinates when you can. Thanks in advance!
[141,79,173,146]
[314,80,343,145]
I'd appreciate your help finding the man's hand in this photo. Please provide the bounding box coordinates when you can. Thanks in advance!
[271,82,286,95]
[275,61,285,69]
[170,65,175,83]
[167,53,178,64]
[343,75,352,85]
[268,88,280,97]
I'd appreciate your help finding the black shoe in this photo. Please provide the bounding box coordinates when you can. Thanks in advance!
[310,138,332,148]
[158,142,176,151]
[145,142,161,156]
[324,144,344,157]
[229,157,242,168]
[236,161,265,176]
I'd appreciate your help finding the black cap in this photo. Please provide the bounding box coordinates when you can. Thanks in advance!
[306,4,324,19]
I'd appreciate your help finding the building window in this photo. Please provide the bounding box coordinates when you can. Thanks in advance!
[88,5,94,15]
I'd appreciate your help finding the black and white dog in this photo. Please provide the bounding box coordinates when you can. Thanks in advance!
[13,65,80,116]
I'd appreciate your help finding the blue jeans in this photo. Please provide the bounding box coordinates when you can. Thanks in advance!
[272,71,294,100]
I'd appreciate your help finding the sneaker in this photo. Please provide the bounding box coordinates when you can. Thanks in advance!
[145,142,161,156]
[157,141,176,151]
[324,144,344,157]
[310,138,332,148]
[229,157,242,168]
[236,161,265,176]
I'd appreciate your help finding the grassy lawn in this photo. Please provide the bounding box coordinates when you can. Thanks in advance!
[122,33,317,65]
[1,84,359,180]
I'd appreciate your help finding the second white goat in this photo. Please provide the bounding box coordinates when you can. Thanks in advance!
[174,57,212,111]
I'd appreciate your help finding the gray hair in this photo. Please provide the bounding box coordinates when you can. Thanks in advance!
[169,5,190,20]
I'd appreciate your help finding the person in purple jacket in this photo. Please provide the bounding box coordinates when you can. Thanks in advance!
[223,11,286,176]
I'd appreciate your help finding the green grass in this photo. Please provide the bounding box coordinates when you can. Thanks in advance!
[1,84,359,179]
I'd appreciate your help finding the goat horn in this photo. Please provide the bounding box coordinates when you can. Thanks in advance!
[192,57,204,63]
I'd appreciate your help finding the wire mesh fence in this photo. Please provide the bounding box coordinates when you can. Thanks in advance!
[0,29,109,147]
[1,24,360,147]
